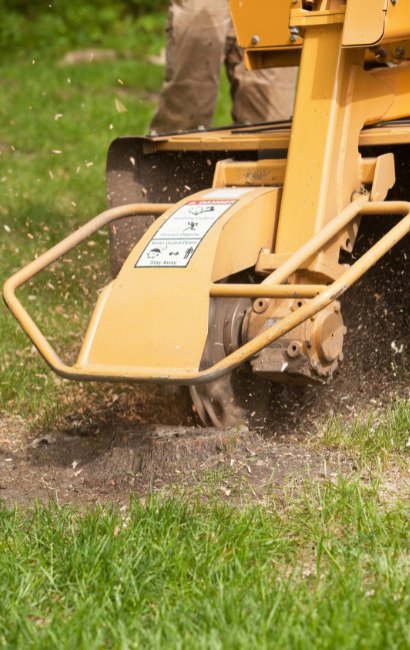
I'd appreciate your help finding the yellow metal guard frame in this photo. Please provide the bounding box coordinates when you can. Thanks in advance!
[3,199,409,385]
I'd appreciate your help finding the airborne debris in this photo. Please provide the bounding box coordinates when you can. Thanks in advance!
[114,98,127,114]
[61,49,116,65]
[391,341,404,354]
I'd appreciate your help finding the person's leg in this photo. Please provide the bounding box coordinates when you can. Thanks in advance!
[225,25,297,124]
[149,0,230,133]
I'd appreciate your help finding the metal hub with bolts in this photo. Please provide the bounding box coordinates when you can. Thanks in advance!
[244,297,346,383]
[190,290,347,427]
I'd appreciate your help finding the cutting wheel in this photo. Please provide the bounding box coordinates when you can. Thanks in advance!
[189,297,270,428]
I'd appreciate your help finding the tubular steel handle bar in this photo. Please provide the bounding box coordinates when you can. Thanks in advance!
[3,200,410,385]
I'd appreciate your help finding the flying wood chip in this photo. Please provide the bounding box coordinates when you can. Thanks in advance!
[114,98,127,113]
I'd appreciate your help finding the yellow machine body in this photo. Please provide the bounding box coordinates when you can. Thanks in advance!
[3,0,410,419]
[79,188,279,373]
[230,0,410,68]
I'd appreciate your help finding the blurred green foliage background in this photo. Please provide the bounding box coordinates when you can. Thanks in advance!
[0,0,168,57]
[0,0,232,422]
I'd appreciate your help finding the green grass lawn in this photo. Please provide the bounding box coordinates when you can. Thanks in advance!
[1,480,409,649]
[0,57,158,422]
[319,400,410,466]
[0,53,232,423]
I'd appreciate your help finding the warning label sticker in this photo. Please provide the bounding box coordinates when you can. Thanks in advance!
[135,199,236,268]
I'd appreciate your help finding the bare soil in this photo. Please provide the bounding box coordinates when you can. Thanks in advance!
[0,416,357,507]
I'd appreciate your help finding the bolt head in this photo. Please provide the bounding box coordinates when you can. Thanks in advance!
[375,47,387,59]
[287,341,303,358]
[253,298,269,314]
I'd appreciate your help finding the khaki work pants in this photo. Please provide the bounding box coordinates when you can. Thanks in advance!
[150,0,297,133]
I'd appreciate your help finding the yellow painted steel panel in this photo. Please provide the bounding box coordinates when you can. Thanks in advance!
[145,121,410,153]
[79,188,279,371]
[229,0,302,50]
[343,0,410,46]
[342,0,387,47]
[370,64,410,122]
[384,0,410,41]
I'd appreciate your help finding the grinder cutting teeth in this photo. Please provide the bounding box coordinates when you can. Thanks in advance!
[189,298,249,428]
[190,295,271,428]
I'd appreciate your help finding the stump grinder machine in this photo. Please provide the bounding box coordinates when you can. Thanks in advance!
[3,0,410,427]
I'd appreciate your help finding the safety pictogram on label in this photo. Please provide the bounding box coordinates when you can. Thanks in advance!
[135,199,236,268]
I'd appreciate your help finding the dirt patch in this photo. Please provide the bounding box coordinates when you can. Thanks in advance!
[376,465,410,506]
[60,49,117,65]
[0,141,13,154]
[0,414,31,454]
[0,420,358,507]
